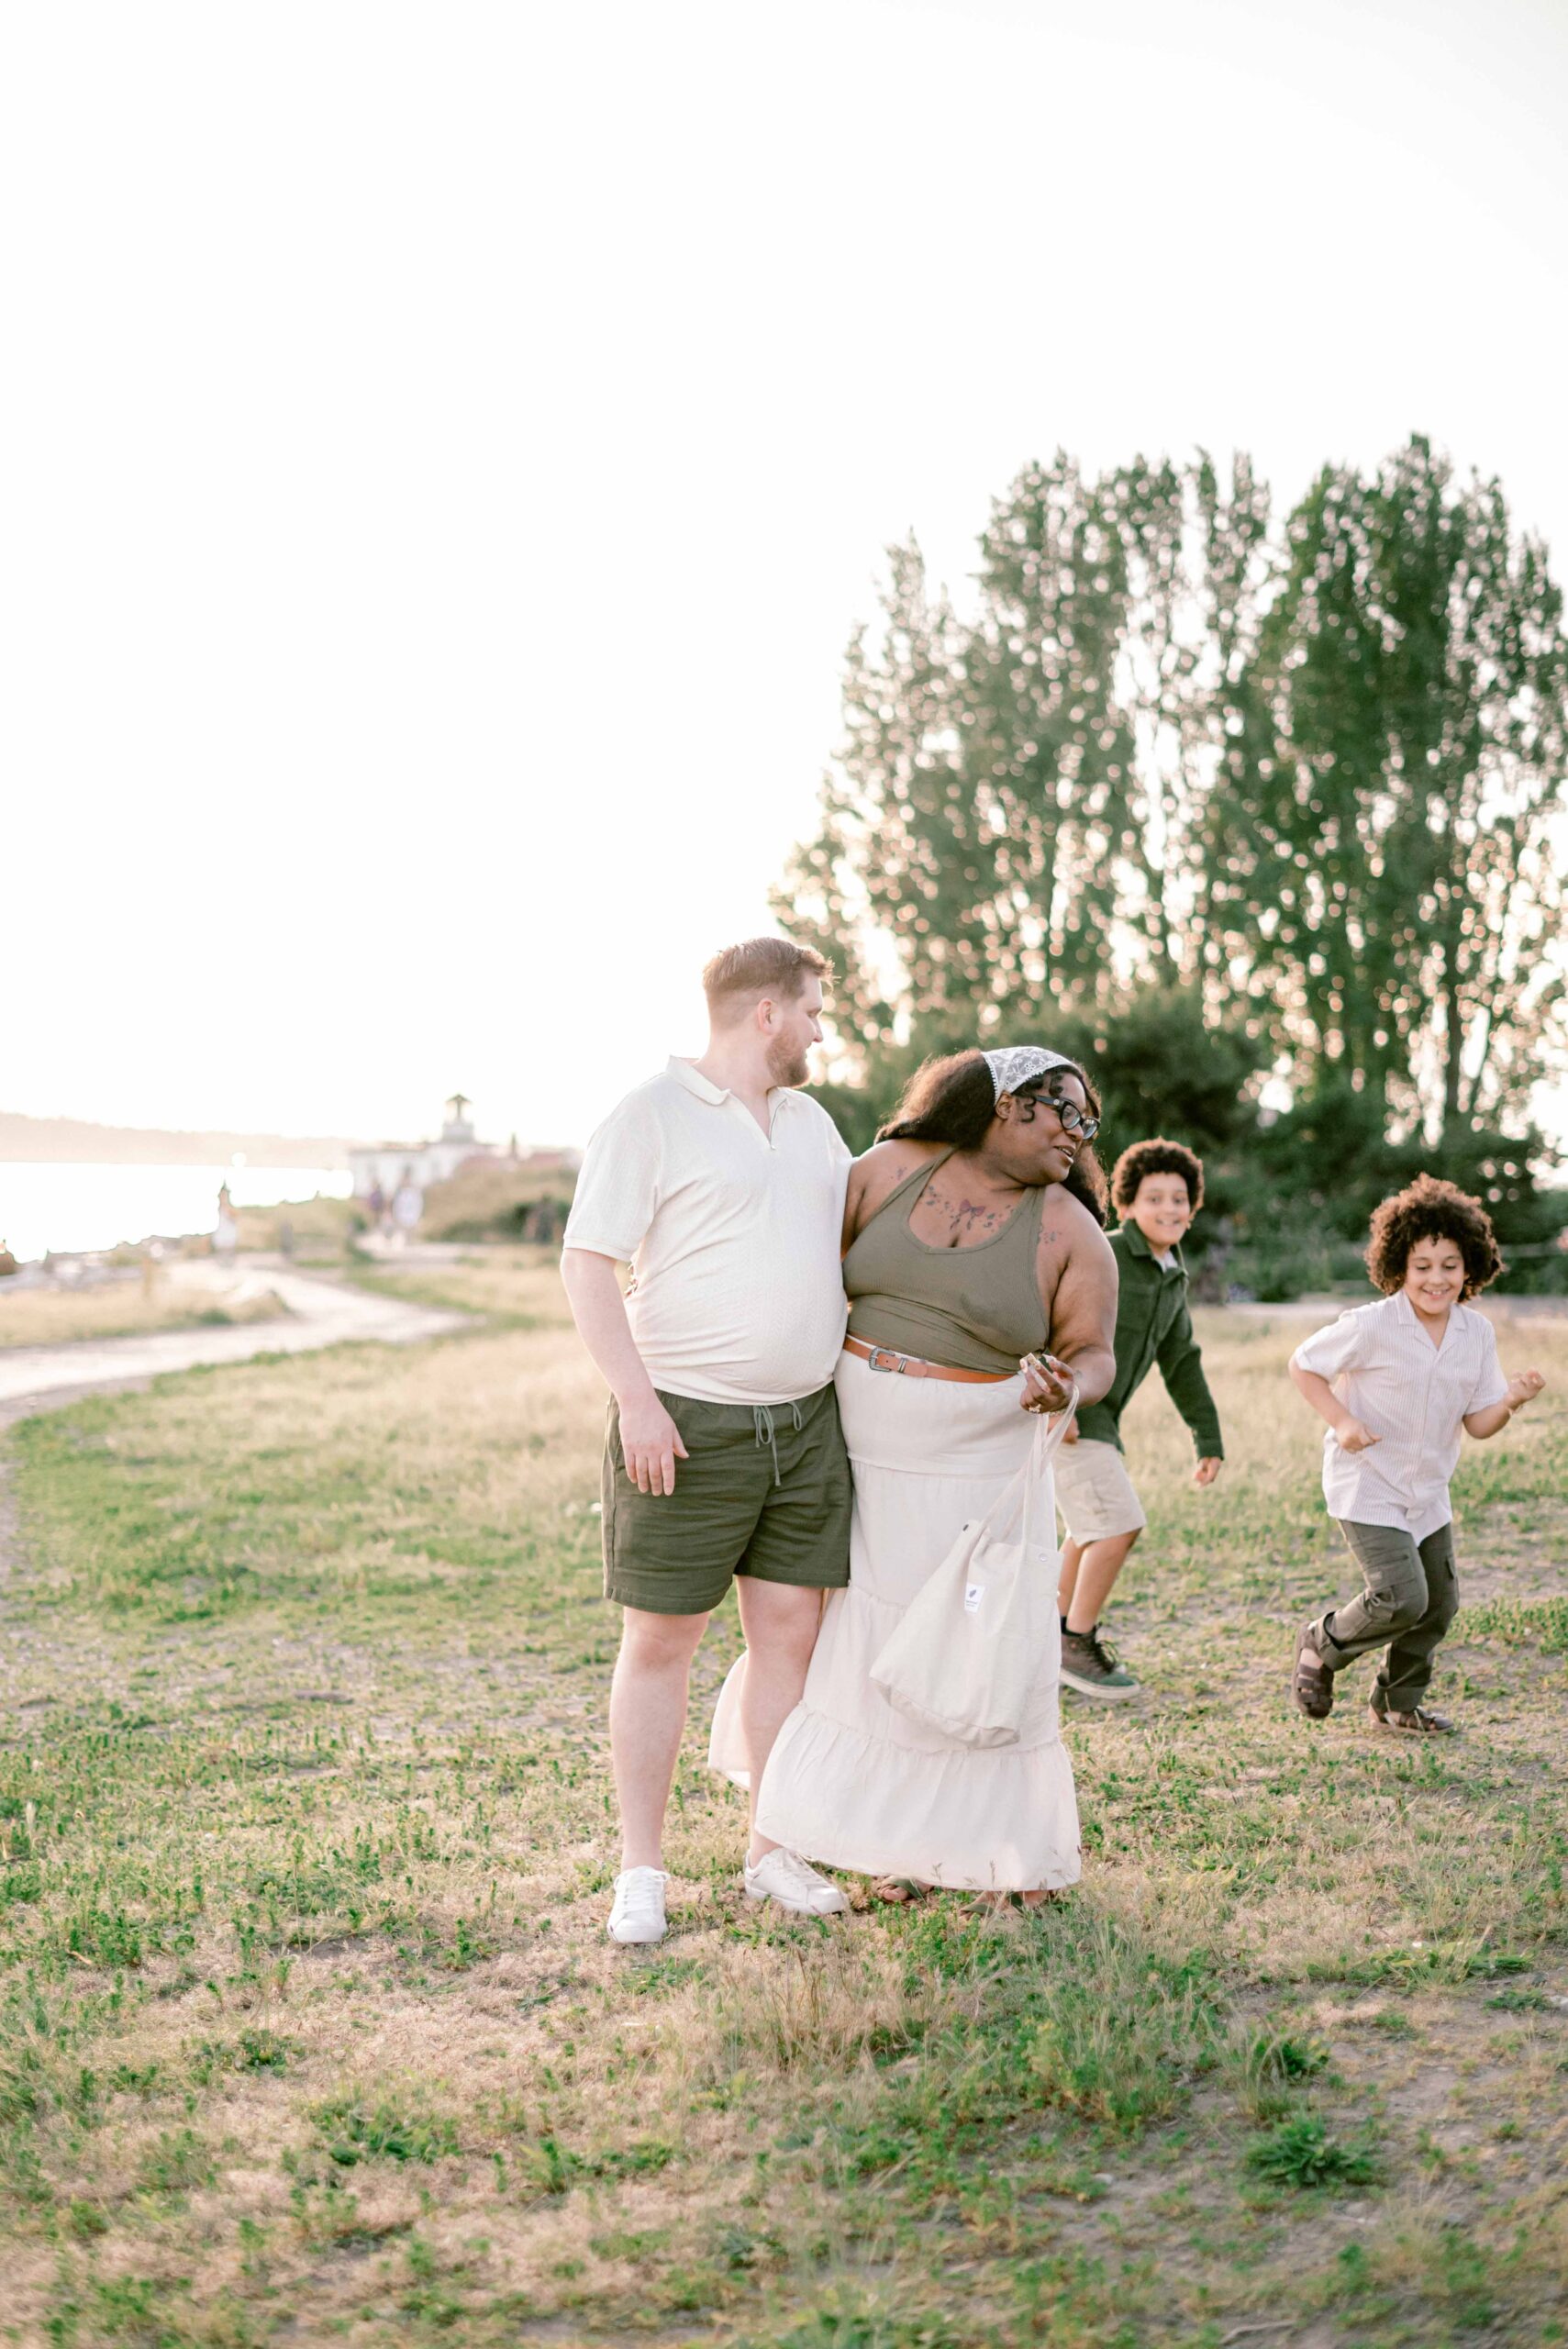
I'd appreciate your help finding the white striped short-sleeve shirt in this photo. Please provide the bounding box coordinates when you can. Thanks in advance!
[1290,1291,1507,1541]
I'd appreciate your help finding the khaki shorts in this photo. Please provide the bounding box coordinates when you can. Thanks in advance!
[601,1382,851,1615]
[1054,1436,1148,1544]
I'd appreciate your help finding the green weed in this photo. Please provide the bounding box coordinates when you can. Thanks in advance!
[139,2127,217,2197]
[1462,1595,1568,1653]
[310,2092,460,2166]
[1018,1912,1224,2135]
[1246,2112,1378,2189]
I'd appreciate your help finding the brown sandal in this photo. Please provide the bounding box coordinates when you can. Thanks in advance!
[960,1888,1066,1917]
[871,1877,930,1905]
[1370,1702,1457,1736]
[1293,1622,1334,1720]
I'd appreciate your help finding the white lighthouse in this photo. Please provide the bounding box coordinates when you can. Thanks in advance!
[347,1094,497,1199]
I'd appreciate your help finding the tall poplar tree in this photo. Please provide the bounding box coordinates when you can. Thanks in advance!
[773,537,984,1060]
[1208,437,1568,1134]
[781,457,1197,1060]
[961,453,1143,1005]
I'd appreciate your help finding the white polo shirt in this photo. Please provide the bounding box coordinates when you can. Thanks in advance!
[1290,1291,1507,1542]
[562,1058,851,1407]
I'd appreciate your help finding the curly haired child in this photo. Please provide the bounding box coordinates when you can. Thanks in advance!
[1288,1174,1546,1735]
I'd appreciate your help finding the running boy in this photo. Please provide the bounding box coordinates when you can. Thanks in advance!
[1056,1138,1224,1698]
[1290,1173,1546,1735]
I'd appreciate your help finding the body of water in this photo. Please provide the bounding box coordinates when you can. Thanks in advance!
[0,1164,353,1264]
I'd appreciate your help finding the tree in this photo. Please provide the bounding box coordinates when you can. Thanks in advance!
[780,457,1195,1061]
[1048,985,1268,1163]
[961,453,1144,1008]
[774,536,984,1062]
[1200,437,1568,1137]
[782,436,1568,1194]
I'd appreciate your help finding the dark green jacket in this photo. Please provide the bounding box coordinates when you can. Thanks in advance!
[1075,1221,1223,1458]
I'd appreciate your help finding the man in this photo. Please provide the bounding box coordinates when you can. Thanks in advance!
[561,938,854,1944]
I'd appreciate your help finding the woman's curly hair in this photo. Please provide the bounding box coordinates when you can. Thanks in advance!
[1365,1173,1504,1300]
[1110,1137,1204,1219]
[878,1049,1108,1225]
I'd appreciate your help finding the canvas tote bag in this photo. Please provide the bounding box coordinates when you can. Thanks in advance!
[868,1384,1077,1750]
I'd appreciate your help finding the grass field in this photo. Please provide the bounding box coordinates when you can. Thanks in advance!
[0,1280,286,1352]
[1,1253,1565,2347]
[342,1248,557,1329]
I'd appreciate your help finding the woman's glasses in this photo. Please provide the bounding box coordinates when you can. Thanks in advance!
[1051,1098,1101,1142]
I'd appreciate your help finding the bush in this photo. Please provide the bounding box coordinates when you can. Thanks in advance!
[813,985,1271,1168]
[418,1159,578,1243]
[810,1009,1565,1305]
[1049,986,1271,1163]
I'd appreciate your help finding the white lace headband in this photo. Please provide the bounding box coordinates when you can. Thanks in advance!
[984,1046,1076,1101]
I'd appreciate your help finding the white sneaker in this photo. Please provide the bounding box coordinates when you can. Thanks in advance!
[606,1866,668,1944]
[743,1847,849,1916]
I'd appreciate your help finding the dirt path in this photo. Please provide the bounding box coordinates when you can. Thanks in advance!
[0,1262,466,1429]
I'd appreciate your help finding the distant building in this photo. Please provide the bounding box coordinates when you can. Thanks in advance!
[348,1094,499,1199]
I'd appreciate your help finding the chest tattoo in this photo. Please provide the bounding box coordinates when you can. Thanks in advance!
[917,1180,1017,1247]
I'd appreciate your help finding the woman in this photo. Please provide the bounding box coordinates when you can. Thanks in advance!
[711,1045,1118,1898]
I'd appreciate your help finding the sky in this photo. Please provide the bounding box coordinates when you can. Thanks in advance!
[4,0,1567,1152]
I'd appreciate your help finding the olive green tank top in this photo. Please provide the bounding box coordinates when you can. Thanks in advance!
[843,1147,1050,1375]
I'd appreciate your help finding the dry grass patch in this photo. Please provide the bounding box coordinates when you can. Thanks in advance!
[346,1245,569,1330]
[670,1931,939,2086]
[1,1266,1565,2345]
[0,1274,287,1351]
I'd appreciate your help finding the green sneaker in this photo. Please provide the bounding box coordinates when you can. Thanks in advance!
[1060,1626,1140,1700]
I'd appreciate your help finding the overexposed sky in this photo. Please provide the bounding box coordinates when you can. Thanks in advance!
[5,0,1566,1151]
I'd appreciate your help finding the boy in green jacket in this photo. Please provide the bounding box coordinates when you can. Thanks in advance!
[1056,1138,1225,1698]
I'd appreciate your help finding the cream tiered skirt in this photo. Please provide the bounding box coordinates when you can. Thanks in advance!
[708,1349,1082,1893]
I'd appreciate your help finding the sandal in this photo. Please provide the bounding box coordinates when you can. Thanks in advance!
[1293,1621,1334,1720]
[1370,1702,1457,1736]
[960,1889,1066,1917]
[870,1877,930,1905]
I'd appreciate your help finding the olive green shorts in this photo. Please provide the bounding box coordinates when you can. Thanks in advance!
[601,1382,851,1615]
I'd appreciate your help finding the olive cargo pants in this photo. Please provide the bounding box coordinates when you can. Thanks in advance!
[1309,1520,1459,1714]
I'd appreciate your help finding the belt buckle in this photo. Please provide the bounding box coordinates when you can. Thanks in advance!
[867,1347,909,1375]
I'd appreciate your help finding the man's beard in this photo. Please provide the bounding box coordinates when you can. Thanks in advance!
[766,1036,811,1088]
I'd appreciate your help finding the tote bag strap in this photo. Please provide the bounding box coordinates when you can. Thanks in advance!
[984,1378,1080,1551]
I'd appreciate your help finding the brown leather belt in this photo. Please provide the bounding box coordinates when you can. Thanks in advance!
[842,1333,1014,1385]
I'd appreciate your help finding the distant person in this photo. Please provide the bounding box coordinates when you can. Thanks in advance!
[213,1184,239,1264]
[1290,1174,1545,1735]
[561,938,855,1946]
[1055,1140,1224,1700]
[366,1179,386,1233]
[391,1170,423,1248]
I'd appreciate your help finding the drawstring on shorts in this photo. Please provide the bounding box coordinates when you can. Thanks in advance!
[753,1400,804,1486]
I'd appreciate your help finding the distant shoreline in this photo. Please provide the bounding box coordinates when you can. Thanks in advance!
[0,1162,354,1264]
[0,1110,358,1169]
